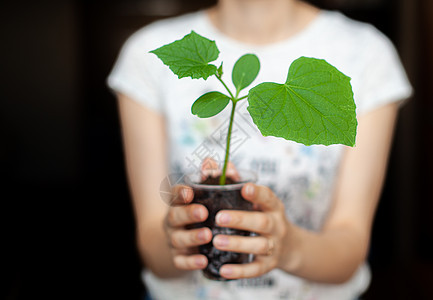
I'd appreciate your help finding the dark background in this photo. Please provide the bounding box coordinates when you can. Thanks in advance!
[2,0,432,299]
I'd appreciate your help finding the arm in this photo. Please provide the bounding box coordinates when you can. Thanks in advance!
[118,93,215,278]
[212,102,399,283]
[291,102,400,283]
[117,93,177,277]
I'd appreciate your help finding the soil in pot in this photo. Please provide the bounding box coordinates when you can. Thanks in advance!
[187,174,255,281]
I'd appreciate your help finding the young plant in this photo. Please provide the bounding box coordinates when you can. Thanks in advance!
[151,31,357,185]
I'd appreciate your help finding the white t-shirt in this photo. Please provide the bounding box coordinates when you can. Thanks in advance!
[108,9,412,300]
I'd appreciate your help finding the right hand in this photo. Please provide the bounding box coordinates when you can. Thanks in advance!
[163,183,212,271]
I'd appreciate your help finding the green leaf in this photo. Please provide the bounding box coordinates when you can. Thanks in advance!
[247,57,357,146]
[191,92,230,118]
[217,62,223,77]
[150,31,219,80]
[232,54,260,93]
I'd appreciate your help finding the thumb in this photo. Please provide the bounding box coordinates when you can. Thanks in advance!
[200,157,221,180]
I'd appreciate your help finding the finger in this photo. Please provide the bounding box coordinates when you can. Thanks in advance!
[170,227,212,249]
[213,235,273,256]
[169,185,194,206]
[215,210,274,234]
[226,161,240,181]
[201,157,221,180]
[241,183,282,211]
[173,254,208,270]
[219,259,272,279]
[166,204,208,227]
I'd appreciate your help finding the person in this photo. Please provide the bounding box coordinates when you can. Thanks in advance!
[107,0,413,299]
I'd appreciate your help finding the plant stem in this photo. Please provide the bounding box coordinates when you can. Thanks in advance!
[216,74,235,100]
[219,100,237,185]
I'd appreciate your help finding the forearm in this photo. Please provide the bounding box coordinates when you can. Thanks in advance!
[117,94,186,277]
[280,224,368,283]
[280,105,399,283]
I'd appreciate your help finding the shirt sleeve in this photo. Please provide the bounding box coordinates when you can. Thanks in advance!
[107,29,164,114]
[354,28,413,115]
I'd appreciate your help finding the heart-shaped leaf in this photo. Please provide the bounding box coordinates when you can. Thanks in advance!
[247,57,357,146]
[191,91,230,118]
[150,31,219,80]
[232,54,260,94]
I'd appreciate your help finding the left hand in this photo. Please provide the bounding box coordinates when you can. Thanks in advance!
[213,182,294,279]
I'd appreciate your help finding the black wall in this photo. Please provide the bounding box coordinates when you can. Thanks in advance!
[2,1,432,299]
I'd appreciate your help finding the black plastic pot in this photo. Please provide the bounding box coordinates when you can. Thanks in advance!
[185,170,257,280]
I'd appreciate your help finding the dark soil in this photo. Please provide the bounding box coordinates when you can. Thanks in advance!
[201,175,236,185]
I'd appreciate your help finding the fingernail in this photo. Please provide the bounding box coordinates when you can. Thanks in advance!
[220,266,233,276]
[197,230,207,241]
[210,169,219,177]
[193,208,203,220]
[214,235,229,247]
[195,257,206,267]
[216,212,230,225]
[244,184,254,197]
[226,169,235,176]
[181,188,188,202]
[201,169,211,177]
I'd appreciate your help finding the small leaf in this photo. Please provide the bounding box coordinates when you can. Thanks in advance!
[191,92,230,118]
[232,54,260,93]
[217,62,223,77]
[248,57,357,146]
[150,31,219,80]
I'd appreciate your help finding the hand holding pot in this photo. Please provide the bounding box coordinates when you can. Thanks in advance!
[163,159,240,272]
[163,184,212,270]
[213,183,293,279]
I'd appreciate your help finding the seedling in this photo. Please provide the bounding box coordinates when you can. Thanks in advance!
[151,31,357,185]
